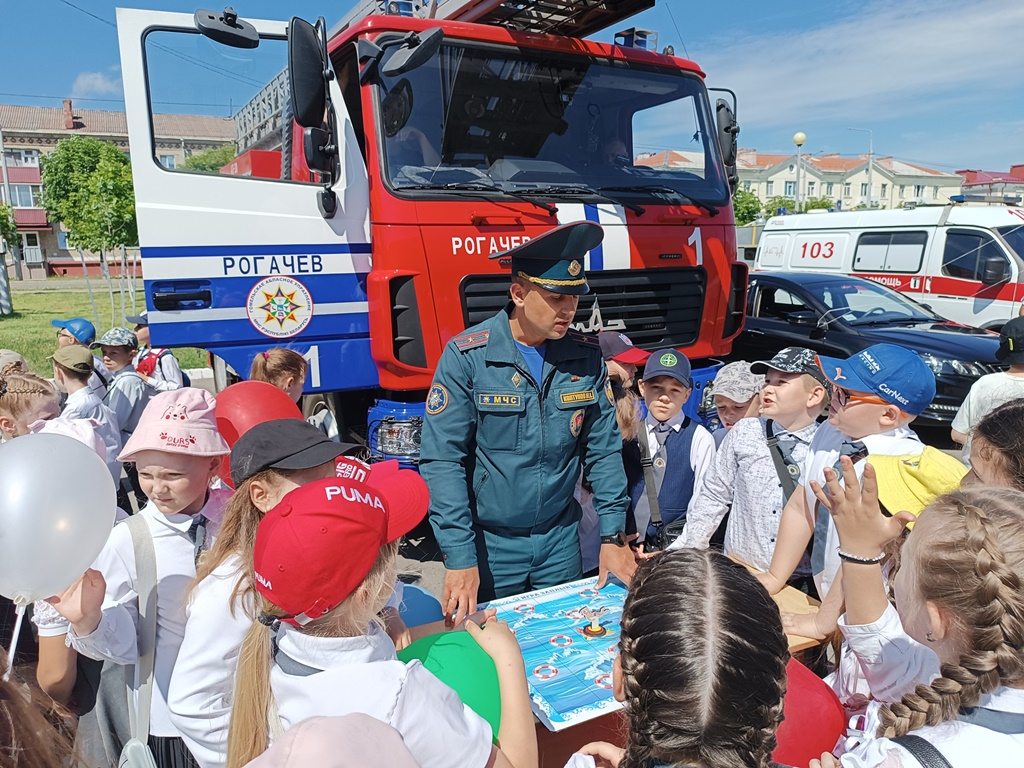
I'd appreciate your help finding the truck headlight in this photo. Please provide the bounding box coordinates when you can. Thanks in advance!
[373,416,423,457]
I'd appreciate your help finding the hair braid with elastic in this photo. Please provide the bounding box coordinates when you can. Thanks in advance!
[877,488,1024,738]
[617,550,789,768]
[0,371,58,421]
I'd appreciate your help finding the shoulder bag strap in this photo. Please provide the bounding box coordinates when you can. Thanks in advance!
[892,735,955,768]
[636,425,662,527]
[124,514,158,743]
[765,420,798,504]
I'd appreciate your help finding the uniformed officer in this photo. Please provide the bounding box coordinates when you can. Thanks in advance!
[420,221,636,623]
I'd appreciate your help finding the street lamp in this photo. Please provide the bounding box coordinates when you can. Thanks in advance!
[792,131,806,213]
[849,127,873,209]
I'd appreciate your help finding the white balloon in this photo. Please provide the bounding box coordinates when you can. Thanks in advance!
[0,433,116,602]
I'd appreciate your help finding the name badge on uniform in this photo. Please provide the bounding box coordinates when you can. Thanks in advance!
[478,394,522,407]
[559,390,596,405]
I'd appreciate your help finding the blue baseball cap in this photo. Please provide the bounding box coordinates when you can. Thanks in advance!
[51,317,96,345]
[642,348,692,388]
[816,344,936,416]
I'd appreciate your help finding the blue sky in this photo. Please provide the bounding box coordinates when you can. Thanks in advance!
[4,0,1023,173]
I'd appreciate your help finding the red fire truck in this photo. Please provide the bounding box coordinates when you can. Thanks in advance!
[116,0,745,459]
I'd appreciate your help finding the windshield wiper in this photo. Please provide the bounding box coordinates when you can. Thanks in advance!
[599,185,720,217]
[522,185,646,216]
[395,182,557,215]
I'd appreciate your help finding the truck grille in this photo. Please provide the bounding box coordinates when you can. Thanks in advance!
[460,267,706,348]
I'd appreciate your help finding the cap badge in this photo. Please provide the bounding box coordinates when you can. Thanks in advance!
[833,366,847,381]
[568,260,582,277]
[660,353,678,367]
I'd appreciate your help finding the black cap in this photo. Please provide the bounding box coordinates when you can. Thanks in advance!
[997,317,1024,365]
[489,221,602,295]
[751,346,831,391]
[230,418,357,487]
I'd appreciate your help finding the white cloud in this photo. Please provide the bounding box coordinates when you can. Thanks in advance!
[71,70,123,99]
[693,0,1024,130]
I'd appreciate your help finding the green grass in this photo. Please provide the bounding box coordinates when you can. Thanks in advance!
[0,283,206,375]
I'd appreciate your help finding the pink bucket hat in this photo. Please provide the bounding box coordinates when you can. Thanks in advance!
[119,388,230,461]
[30,417,107,462]
[243,715,420,768]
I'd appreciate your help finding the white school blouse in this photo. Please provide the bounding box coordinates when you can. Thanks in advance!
[169,557,408,768]
[271,622,494,768]
[839,606,1024,766]
[61,387,123,485]
[68,488,230,737]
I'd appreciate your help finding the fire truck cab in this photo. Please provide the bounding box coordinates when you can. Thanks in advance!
[116,0,746,459]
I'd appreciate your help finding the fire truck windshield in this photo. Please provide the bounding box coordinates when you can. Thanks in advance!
[377,40,730,207]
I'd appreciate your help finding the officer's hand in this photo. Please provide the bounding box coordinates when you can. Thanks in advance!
[596,543,637,589]
[442,566,480,627]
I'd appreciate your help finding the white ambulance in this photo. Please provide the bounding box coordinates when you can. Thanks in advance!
[753,204,1024,329]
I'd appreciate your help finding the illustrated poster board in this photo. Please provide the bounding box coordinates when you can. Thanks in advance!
[485,577,627,731]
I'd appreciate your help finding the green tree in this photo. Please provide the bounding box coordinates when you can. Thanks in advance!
[41,136,137,249]
[732,187,762,225]
[0,203,15,251]
[763,196,797,217]
[181,144,237,173]
[803,196,835,211]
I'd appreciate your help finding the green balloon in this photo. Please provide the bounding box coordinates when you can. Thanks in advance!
[398,631,502,739]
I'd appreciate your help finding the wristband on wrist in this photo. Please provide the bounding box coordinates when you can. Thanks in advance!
[837,549,886,565]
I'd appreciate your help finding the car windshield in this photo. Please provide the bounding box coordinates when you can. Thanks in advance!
[374,39,730,206]
[996,224,1024,260]
[802,279,939,325]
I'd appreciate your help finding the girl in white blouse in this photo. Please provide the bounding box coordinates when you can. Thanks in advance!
[810,459,1024,768]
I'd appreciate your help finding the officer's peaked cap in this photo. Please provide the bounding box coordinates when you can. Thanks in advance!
[490,221,603,295]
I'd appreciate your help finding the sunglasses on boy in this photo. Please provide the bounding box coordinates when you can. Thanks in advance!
[57,329,77,342]
[833,387,892,409]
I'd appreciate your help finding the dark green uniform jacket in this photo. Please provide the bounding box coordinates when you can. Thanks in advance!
[420,305,630,570]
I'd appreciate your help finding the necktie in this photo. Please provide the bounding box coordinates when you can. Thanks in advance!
[634,423,672,537]
[811,440,866,575]
[187,514,208,567]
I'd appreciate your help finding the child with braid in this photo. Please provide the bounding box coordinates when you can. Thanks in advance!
[810,462,1024,767]
[572,549,790,768]
[0,370,59,440]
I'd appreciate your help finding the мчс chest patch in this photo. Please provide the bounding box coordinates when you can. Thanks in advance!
[478,394,522,407]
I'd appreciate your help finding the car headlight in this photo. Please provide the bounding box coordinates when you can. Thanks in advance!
[918,354,987,378]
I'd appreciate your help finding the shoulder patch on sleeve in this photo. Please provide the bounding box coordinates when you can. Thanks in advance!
[453,330,490,351]
[566,329,600,348]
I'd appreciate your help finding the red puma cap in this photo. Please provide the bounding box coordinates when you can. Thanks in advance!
[253,465,427,626]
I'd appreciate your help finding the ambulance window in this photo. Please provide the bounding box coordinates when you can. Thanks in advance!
[143,29,319,185]
[853,231,926,273]
[943,230,1005,280]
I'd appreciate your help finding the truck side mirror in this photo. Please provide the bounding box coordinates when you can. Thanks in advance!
[714,96,739,194]
[288,17,328,129]
[981,256,1010,285]
[382,28,444,77]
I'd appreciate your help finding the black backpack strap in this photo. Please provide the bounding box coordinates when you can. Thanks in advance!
[764,419,798,504]
[957,706,1024,734]
[636,424,663,528]
[893,735,954,768]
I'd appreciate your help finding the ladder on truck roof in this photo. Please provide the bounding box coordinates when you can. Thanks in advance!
[330,0,655,39]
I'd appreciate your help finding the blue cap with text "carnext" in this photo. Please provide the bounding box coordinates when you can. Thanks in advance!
[816,343,935,416]
[642,348,693,388]
[489,221,602,296]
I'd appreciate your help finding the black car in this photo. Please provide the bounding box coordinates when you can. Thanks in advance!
[730,272,1003,427]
